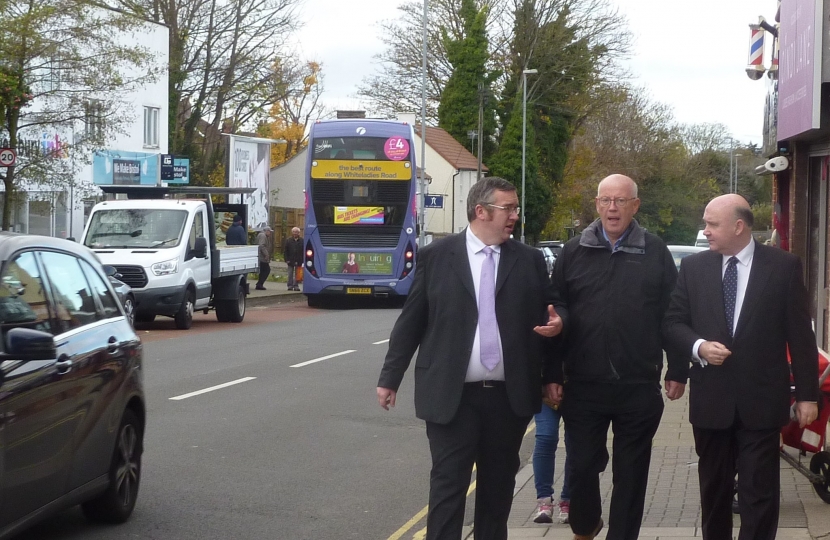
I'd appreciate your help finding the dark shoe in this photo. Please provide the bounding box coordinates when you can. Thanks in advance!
[573,518,603,540]
[293,287,301,291]
[255,285,266,290]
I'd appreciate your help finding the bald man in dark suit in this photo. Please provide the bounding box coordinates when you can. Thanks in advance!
[663,194,819,540]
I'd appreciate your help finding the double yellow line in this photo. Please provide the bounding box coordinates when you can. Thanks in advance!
[385,423,536,540]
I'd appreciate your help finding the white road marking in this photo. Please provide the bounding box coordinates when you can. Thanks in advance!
[169,377,257,401]
[373,339,390,345]
[291,350,356,368]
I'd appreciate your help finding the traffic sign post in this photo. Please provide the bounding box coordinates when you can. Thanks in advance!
[0,148,16,167]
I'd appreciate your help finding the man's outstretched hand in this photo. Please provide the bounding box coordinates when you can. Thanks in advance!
[534,305,563,338]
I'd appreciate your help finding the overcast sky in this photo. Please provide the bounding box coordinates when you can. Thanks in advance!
[292,0,772,145]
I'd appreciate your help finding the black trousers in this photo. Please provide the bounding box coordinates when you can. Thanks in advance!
[693,421,780,540]
[256,261,270,287]
[424,383,530,540]
[561,381,664,540]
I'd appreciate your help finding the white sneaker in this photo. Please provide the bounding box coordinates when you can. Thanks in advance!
[533,497,554,523]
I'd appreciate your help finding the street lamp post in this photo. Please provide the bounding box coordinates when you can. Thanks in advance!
[521,68,537,244]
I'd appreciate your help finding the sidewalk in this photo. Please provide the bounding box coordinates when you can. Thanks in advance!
[245,260,305,305]
[496,388,830,540]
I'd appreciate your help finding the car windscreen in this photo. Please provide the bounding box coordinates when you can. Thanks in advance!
[84,209,189,249]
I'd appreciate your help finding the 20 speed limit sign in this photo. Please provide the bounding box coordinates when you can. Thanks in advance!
[0,149,16,167]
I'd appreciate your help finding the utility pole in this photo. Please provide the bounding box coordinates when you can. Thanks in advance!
[418,0,428,247]
[477,83,484,181]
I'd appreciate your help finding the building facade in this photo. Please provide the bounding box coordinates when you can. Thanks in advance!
[768,0,830,350]
[2,15,169,239]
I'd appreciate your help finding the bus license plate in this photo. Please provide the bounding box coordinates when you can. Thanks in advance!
[346,287,372,295]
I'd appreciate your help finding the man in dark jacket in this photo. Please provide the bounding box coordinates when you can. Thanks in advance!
[546,174,686,540]
[283,227,303,291]
[226,214,247,245]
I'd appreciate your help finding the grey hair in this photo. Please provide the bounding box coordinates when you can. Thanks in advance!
[597,175,638,198]
[466,177,516,222]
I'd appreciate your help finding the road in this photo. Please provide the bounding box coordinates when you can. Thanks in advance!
[13,299,450,540]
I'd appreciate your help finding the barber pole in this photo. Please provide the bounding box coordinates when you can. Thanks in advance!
[746,23,766,80]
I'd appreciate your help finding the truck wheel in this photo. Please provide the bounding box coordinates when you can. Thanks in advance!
[228,283,245,322]
[175,289,194,330]
[215,303,230,322]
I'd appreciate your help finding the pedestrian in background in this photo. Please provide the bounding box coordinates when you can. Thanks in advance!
[255,226,272,290]
[226,214,247,245]
[546,174,686,540]
[376,176,562,540]
[283,227,303,291]
[663,194,818,540]
[531,397,572,524]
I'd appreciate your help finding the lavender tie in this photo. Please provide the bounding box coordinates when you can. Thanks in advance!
[479,247,500,371]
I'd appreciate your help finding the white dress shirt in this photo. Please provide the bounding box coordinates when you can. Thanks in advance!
[464,227,506,381]
[693,240,755,365]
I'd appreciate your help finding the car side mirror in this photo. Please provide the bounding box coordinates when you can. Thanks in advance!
[102,265,117,277]
[4,328,56,361]
[193,237,208,259]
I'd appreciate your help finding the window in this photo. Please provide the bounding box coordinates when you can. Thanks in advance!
[79,260,120,320]
[84,100,104,141]
[188,211,205,250]
[0,252,52,344]
[144,106,159,147]
[41,252,99,332]
[47,54,63,92]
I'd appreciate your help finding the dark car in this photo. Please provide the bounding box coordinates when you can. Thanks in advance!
[0,233,144,539]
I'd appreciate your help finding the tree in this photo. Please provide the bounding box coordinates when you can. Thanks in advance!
[0,0,159,230]
[437,0,498,158]
[356,0,470,121]
[114,0,306,184]
[257,60,325,167]
[492,0,627,241]
[550,84,720,244]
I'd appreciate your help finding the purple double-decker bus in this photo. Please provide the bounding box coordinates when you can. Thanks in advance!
[302,119,417,307]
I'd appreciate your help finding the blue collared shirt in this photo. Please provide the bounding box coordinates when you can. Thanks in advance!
[601,226,631,252]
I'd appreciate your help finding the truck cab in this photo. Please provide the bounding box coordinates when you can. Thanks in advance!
[82,194,258,329]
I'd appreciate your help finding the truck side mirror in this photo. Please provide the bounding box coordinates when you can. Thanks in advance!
[193,237,208,259]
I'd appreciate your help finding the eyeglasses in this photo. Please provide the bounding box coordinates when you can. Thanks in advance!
[596,197,636,208]
[485,203,520,215]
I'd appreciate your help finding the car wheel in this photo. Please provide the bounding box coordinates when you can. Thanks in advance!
[81,409,143,523]
[123,294,136,327]
[174,288,194,330]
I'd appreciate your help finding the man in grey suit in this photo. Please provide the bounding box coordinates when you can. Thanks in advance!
[663,194,819,540]
[377,177,561,540]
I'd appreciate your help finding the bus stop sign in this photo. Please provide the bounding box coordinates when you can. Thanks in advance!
[424,195,444,209]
